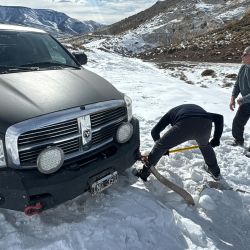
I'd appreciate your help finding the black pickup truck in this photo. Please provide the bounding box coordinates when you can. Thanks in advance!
[0,24,140,214]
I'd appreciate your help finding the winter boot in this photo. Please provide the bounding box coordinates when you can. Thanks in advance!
[228,139,244,147]
[245,148,250,158]
[203,164,221,181]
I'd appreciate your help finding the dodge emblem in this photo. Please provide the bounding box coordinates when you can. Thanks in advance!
[83,129,91,139]
[78,115,92,145]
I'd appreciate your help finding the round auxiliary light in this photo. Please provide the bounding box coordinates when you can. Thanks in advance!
[116,122,133,143]
[37,146,64,174]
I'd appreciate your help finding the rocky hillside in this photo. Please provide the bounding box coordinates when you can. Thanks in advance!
[0,6,105,37]
[94,0,250,56]
[95,0,181,35]
[140,10,250,63]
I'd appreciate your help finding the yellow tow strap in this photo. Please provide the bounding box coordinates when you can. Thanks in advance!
[169,145,199,154]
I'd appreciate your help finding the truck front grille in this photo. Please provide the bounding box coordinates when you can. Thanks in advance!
[17,105,127,165]
[91,106,127,145]
[90,106,126,128]
[18,119,80,164]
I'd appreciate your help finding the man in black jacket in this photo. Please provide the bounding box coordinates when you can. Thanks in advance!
[135,104,224,181]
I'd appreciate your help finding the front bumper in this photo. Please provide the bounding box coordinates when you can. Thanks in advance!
[0,118,140,212]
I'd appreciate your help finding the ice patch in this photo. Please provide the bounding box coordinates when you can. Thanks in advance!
[175,216,207,247]
[199,195,216,210]
[190,169,204,182]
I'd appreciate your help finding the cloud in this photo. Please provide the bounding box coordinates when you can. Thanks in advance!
[0,0,156,24]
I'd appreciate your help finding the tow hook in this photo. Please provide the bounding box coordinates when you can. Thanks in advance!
[24,202,43,216]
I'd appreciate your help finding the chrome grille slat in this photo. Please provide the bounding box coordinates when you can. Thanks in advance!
[19,134,81,151]
[57,139,80,148]
[91,113,126,128]
[91,123,121,145]
[18,130,79,145]
[92,135,113,144]
[92,133,113,143]
[91,112,126,125]
[19,140,80,156]
[91,108,125,121]
[19,119,77,134]
[92,116,126,133]
[91,107,126,128]
[93,128,113,136]
[91,107,125,118]
[18,123,77,140]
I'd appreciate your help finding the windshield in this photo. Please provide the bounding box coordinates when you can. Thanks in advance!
[0,31,79,69]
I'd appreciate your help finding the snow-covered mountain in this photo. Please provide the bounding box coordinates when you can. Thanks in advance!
[0,6,105,36]
[95,0,250,56]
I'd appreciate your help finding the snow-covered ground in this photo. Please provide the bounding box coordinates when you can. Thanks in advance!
[1,41,250,250]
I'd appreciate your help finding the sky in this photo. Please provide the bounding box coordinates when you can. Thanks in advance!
[0,0,158,24]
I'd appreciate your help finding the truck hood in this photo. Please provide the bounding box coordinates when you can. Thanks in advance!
[0,68,124,133]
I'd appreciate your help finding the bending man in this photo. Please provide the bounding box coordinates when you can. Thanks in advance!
[135,104,223,181]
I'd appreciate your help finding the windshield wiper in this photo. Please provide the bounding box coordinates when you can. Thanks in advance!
[20,61,81,69]
[0,65,40,73]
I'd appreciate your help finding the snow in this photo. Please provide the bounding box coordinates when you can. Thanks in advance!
[195,3,215,12]
[199,195,216,210]
[99,0,250,56]
[218,7,246,21]
[1,41,250,250]
[102,32,157,54]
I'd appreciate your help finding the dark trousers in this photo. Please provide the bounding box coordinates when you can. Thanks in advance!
[232,103,250,143]
[148,117,220,175]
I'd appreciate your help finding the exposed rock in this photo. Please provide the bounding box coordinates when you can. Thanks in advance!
[201,69,216,77]
[225,73,237,79]
[222,79,234,88]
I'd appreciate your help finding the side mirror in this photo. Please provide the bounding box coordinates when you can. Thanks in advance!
[72,52,88,65]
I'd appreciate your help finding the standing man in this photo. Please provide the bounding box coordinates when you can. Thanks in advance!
[230,46,250,147]
[135,104,223,181]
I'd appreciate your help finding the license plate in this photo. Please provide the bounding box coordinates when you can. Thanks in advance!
[90,171,118,195]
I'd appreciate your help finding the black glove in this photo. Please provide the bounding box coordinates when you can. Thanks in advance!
[210,138,220,148]
[163,150,169,156]
[135,164,151,182]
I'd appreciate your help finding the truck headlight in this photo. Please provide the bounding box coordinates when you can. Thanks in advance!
[124,95,132,122]
[0,140,6,167]
[116,122,133,143]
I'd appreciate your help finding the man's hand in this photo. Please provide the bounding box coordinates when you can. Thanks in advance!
[163,150,169,156]
[140,154,148,164]
[209,138,220,148]
[237,97,243,106]
[230,96,236,111]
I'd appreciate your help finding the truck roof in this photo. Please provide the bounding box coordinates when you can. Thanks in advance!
[0,24,46,33]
